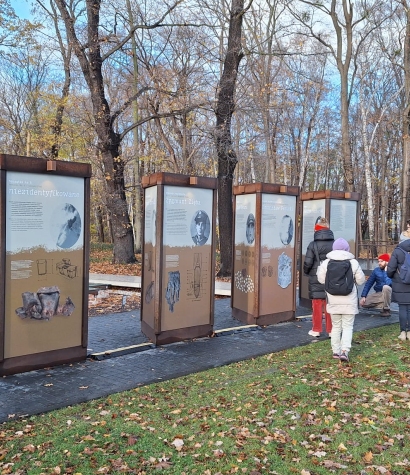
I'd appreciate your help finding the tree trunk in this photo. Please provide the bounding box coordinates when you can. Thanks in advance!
[340,75,354,190]
[95,205,105,242]
[54,0,136,263]
[359,95,375,244]
[402,0,410,228]
[125,0,142,254]
[46,0,72,159]
[214,0,248,277]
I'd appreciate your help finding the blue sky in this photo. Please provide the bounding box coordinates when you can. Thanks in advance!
[13,0,32,20]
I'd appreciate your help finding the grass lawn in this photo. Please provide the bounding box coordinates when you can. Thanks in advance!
[1,324,410,474]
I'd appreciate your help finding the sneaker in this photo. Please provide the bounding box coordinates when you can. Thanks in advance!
[308,330,320,337]
[380,310,391,317]
[339,351,349,362]
[407,332,410,340]
[332,353,340,359]
[398,331,406,341]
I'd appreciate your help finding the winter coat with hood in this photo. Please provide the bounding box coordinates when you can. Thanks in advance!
[386,238,410,304]
[317,249,366,315]
[303,228,334,299]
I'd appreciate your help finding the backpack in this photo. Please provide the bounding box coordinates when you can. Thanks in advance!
[397,248,410,284]
[325,259,354,296]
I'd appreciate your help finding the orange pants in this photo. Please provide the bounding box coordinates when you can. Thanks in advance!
[312,299,332,333]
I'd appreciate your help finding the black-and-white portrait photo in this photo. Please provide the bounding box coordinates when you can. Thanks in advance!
[191,210,210,246]
[279,214,294,245]
[246,213,255,245]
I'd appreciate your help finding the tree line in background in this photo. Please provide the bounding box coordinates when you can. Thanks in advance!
[0,0,409,274]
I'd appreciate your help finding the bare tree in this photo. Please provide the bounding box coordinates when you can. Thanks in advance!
[401,0,410,227]
[356,49,402,243]
[287,0,387,191]
[243,0,287,184]
[215,0,253,276]
[34,0,73,159]
[52,0,187,263]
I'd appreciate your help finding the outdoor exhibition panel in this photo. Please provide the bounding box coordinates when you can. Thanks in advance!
[299,190,360,308]
[141,173,217,345]
[232,183,299,325]
[0,154,91,375]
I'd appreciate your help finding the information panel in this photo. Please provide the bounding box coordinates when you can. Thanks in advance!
[300,199,326,303]
[301,199,326,256]
[161,185,213,331]
[330,199,357,251]
[233,193,257,314]
[142,185,157,327]
[5,171,84,358]
[260,194,296,315]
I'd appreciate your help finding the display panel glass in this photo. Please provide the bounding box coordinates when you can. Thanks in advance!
[233,194,257,314]
[300,199,326,303]
[160,185,213,330]
[5,171,85,358]
[330,199,357,252]
[142,185,157,326]
[260,193,296,315]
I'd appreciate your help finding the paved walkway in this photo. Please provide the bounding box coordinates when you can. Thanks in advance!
[0,294,399,423]
[89,273,232,296]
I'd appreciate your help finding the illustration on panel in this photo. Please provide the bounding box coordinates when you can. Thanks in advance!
[278,252,292,288]
[186,253,209,300]
[56,258,78,278]
[15,286,75,320]
[165,271,180,312]
[51,203,82,249]
[235,268,255,293]
[145,281,155,304]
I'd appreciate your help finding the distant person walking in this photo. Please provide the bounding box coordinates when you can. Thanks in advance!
[317,238,366,362]
[303,217,334,337]
[386,230,410,340]
[360,254,392,317]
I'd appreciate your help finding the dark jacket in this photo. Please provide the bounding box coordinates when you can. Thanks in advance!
[303,229,334,299]
[360,267,392,298]
[386,239,410,304]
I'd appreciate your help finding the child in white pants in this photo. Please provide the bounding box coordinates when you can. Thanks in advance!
[317,238,365,362]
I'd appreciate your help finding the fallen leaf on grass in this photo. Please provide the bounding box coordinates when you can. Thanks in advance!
[23,444,35,453]
[387,390,410,398]
[127,435,139,445]
[171,438,184,450]
[311,450,326,457]
[323,460,347,469]
[155,461,173,469]
[213,449,224,457]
